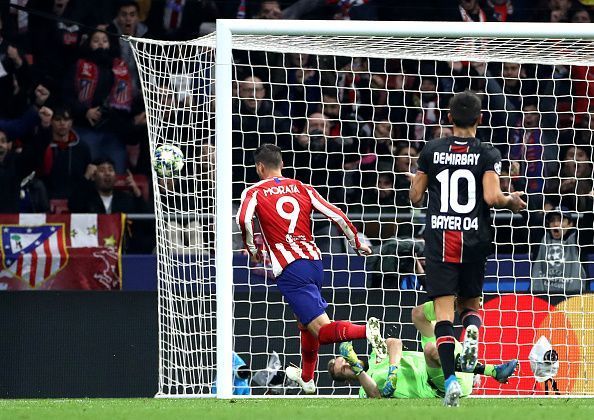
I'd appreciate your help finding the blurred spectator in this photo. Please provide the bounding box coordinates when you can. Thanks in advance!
[0,107,42,141]
[0,83,50,142]
[541,0,574,22]
[487,0,517,21]
[69,157,149,213]
[570,4,592,21]
[573,108,594,146]
[500,63,537,110]
[0,106,52,213]
[319,88,360,202]
[256,0,283,19]
[352,67,389,122]
[28,0,82,98]
[371,120,397,171]
[439,61,481,95]
[432,125,454,139]
[457,0,488,22]
[292,111,342,200]
[499,161,519,194]
[545,145,594,213]
[508,100,546,210]
[37,106,91,200]
[63,29,133,173]
[107,0,148,92]
[231,75,291,199]
[481,62,538,135]
[321,88,359,138]
[251,0,376,21]
[410,76,441,144]
[532,208,587,294]
[393,143,419,206]
[328,0,377,20]
[0,14,31,118]
[570,66,594,128]
[357,119,396,177]
[145,0,218,40]
[3,1,31,51]
[276,53,320,124]
[359,172,398,217]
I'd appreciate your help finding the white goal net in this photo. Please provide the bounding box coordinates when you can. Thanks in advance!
[129,21,594,398]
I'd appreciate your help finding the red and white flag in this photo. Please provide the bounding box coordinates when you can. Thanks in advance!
[0,214,125,290]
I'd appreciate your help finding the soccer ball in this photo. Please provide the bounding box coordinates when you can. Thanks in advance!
[153,144,184,177]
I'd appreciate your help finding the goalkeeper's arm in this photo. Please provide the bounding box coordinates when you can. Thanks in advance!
[358,372,382,399]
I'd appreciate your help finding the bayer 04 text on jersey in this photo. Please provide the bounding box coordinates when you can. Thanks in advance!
[430,214,479,231]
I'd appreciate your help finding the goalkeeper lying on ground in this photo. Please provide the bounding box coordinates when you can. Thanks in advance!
[327,302,518,398]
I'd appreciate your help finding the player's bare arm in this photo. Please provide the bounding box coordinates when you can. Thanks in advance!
[483,172,526,213]
[409,171,428,206]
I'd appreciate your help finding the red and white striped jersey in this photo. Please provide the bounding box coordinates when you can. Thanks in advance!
[236,176,361,276]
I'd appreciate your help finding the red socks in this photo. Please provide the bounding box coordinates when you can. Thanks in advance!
[317,321,366,345]
[299,327,319,382]
[299,322,366,381]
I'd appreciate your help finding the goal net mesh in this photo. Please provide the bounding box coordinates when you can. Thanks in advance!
[130,32,594,397]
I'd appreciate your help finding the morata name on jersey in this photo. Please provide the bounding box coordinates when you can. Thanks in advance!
[433,152,480,166]
[263,184,301,197]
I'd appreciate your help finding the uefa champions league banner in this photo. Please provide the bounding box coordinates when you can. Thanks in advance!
[0,214,125,290]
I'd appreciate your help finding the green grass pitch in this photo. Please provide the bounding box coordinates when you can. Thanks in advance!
[0,398,593,420]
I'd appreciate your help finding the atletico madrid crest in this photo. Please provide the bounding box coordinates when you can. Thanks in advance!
[0,224,69,288]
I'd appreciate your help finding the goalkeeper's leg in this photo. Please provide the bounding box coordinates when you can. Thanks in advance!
[424,341,518,383]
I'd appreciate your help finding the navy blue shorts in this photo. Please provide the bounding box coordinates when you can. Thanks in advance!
[276,259,328,326]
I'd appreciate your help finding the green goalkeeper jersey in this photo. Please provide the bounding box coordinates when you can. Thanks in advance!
[358,349,474,399]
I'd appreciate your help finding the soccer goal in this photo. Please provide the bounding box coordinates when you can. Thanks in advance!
[128,20,594,398]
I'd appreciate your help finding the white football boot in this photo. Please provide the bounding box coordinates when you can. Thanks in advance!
[366,317,388,361]
[285,365,316,394]
[460,325,479,373]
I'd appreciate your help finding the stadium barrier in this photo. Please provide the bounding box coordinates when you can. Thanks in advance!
[2,290,593,397]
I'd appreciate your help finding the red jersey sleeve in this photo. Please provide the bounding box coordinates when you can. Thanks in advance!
[304,184,361,249]
[236,187,259,257]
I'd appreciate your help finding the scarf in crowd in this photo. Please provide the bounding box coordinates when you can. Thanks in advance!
[40,130,79,177]
[509,128,544,194]
[487,0,514,22]
[163,0,186,31]
[237,0,246,18]
[75,57,133,111]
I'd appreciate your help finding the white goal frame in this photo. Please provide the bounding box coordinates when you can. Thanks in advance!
[214,19,594,399]
[134,19,594,399]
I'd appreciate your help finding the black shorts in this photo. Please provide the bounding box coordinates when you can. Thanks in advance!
[424,259,486,299]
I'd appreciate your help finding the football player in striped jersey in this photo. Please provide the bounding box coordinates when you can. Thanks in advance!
[237,143,383,395]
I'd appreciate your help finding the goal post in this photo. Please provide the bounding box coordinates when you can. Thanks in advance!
[214,20,234,400]
[129,20,594,399]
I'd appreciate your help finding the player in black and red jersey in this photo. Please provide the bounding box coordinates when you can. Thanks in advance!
[409,90,526,406]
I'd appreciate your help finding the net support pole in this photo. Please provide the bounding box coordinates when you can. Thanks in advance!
[215,20,234,399]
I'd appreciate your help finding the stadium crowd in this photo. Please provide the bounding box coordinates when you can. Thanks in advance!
[0,0,592,266]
